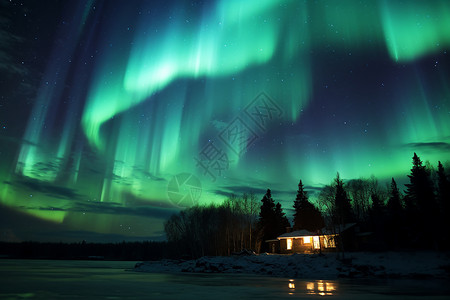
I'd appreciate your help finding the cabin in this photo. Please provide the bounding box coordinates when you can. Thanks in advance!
[275,229,337,254]
[266,224,357,254]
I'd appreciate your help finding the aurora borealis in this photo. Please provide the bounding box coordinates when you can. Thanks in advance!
[0,0,449,242]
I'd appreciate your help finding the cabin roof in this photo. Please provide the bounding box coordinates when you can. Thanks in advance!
[265,239,279,243]
[277,223,357,239]
[277,229,316,239]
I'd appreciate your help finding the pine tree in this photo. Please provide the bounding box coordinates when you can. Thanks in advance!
[275,202,291,235]
[404,153,439,247]
[369,191,386,249]
[293,180,308,230]
[387,178,402,216]
[293,180,324,232]
[369,191,385,227]
[436,161,450,247]
[437,161,450,217]
[386,178,403,248]
[404,153,435,211]
[257,189,277,252]
[259,189,275,219]
[370,192,384,214]
[334,173,353,225]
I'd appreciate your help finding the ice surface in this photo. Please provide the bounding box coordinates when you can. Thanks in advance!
[135,252,450,279]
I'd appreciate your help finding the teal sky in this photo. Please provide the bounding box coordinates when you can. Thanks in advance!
[0,0,449,242]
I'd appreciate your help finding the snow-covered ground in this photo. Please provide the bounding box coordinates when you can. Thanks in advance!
[134,251,450,279]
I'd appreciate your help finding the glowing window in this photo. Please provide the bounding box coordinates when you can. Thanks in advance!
[324,236,336,248]
[313,236,320,249]
[303,236,311,244]
[286,238,293,250]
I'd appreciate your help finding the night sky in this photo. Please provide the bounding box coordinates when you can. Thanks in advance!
[0,0,449,242]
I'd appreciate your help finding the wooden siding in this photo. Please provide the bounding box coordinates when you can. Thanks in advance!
[279,235,337,254]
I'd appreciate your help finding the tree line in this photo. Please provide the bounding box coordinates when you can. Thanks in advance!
[317,153,450,250]
[0,240,172,261]
[165,153,450,257]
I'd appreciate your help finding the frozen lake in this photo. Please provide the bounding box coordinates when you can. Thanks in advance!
[0,259,449,299]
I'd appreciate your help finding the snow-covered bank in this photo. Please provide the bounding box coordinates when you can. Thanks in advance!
[134,252,450,279]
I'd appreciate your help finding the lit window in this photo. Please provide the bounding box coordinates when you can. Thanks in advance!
[324,235,336,248]
[303,236,311,244]
[313,236,320,249]
[286,238,292,250]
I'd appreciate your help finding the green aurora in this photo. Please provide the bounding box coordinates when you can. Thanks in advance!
[0,0,449,242]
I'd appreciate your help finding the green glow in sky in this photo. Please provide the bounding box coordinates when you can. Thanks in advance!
[381,0,450,61]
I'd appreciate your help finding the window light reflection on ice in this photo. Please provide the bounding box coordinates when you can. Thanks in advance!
[288,279,295,289]
[288,280,337,296]
[306,280,337,296]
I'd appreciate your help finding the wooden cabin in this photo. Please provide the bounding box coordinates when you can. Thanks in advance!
[266,224,357,254]
[276,230,336,253]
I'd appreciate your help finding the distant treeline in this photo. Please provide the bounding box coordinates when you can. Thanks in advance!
[165,153,450,257]
[0,241,176,261]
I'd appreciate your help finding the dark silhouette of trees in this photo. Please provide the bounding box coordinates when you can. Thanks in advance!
[317,184,336,222]
[368,188,387,249]
[405,153,436,212]
[163,152,450,256]
[293,180,324,232]
[370,191,384,219]
[404,153,437,246]
[387,178,403,220]
[257,189,276,250]
[347,179,371,222]
[0,241,172,260]
[437,161,450,216]
[436,161,450,247]
[334,173,354,225]
[257,189,290,252]
[275,202,291,234]
[385,178,404,248]
[164,194,259,258]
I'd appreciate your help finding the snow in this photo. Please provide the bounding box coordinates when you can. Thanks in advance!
[134,251,450,279]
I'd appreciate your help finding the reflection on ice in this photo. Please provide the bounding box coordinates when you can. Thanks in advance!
[288,279,295,289]
[288,279,338,296]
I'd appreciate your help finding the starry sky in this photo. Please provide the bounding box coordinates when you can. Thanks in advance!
[0,0,449,242]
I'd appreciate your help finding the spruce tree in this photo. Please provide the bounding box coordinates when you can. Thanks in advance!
[369,191,386,248]
[370,192,384,215]
[387,178,402,216]
[258,189,277,251]
[259,189,275,224]
[293,180,308,230]
[369,191,385,228]
[334,173,353,225]
[386,178,403,248]
[404,153,435,212]
[437,161,450,217]
[275,202,291,235]
[404,153,437,236]
[436,161,450,247]
[293,180,324,232]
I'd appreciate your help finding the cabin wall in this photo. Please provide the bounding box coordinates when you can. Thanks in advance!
[279,236,338,254]
[267,241,280,253]
[280,238,313,254]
